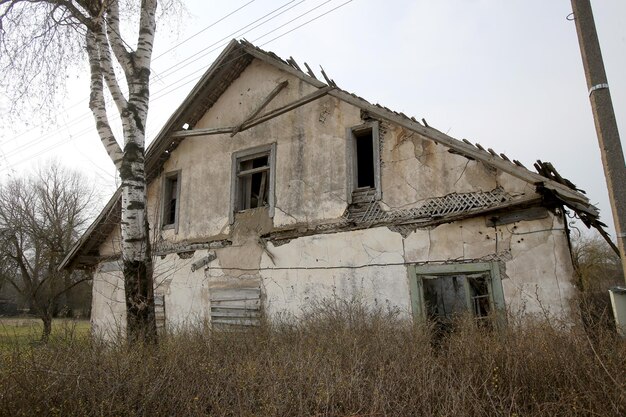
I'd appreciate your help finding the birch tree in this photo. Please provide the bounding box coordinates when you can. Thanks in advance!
[0,0,175,343]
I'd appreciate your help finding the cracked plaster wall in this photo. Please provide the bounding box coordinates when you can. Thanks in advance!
[259,211,575,320]
[380,124,534,211]
[92,208,576,338]
[148,59,359,246]
[90,261,126,339]
[403,211,576,318]
[99,226,121,257]
[90,58,576,335]
[260,227,412,318]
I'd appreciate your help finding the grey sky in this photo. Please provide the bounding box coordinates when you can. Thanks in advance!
[1,0,624,236]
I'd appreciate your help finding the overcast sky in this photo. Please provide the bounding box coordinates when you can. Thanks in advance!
[1,0,624,237]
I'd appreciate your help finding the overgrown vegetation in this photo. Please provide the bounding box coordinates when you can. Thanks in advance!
[1,304,624,416]
[573,233,624,332]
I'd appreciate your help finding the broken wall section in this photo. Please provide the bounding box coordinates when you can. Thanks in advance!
[378,122,535,213]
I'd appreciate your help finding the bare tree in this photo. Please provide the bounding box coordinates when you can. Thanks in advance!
[0,163,94,342]
[0,1,178,343]
[572,233,624,332]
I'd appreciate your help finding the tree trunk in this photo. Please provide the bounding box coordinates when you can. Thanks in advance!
[120,142,157,344]
[41,311,52,343]
[84,1,159,344]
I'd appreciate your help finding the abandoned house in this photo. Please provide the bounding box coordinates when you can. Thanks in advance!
[60,39,607,335]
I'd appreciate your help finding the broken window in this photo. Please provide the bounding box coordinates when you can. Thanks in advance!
[348,121,381,201]
[162,171,180,230]
[230,144,276,222]
[409,262,505,326]
[237,153,270,210]
[355,129,375,188]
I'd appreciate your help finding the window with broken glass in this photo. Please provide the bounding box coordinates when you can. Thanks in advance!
[231,144,276,221]
[408,262,505,326]
[236,152,270,210]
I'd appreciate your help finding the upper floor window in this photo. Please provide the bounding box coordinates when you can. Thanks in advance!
[230,143,276,223]
[237,153,270,210]
[161,170,181,231]
[348,121,381,202]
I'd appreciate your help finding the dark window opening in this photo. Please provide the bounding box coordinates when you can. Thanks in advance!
[237,154,270,211]
[163,174,179,227]
[355,129,375,188]
[468,276,491,320]
[423,273,491,324]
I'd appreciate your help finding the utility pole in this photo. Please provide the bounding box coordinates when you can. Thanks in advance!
[570,0,626,336]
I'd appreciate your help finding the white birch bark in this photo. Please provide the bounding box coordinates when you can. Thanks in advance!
[87,0,158,342]
[1,0,162,343]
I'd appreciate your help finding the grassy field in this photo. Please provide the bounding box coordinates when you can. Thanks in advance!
[0,306,624,416]
[0,317,90,347]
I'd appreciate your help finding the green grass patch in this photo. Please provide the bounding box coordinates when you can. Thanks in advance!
[0,317,90,348]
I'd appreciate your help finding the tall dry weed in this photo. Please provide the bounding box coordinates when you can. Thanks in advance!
[1,303,625,416]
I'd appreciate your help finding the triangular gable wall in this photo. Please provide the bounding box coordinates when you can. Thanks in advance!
[60,39,602,270]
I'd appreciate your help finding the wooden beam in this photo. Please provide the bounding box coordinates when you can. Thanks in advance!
[170,86,334,139]
[170,126,233,139]
[242,43,327,88]
[237,86,334,132]
[231,80,289,137]
[304,62,318,79]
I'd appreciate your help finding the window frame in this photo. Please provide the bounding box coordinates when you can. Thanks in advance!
[230,143,277,224]
[161,170,181,232]
[407,261,506,324]
[346,120,381,203]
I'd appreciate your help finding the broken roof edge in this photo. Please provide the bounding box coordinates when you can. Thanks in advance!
[60,39,603,270]
[58,187,122,271]
[234,40,596,213]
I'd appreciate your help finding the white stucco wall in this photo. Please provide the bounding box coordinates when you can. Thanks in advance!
[90,261,126,339]
[89,56,580,338]
[260,228,412,319]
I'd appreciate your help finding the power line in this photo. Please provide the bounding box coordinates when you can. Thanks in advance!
[2,0,355,173]
[2,0,306,161]
[152,0,258,61]
[2,0,258,144]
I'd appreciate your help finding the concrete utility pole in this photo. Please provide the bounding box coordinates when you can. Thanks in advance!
[570,0,626,335]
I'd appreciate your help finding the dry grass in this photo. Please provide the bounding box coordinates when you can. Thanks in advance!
[1,305,625,416]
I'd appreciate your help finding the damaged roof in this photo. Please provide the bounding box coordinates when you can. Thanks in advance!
[60,39,604,270]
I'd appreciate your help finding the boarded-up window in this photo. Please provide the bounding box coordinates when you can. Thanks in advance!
[210,287,261,327]
[154,293,166,334]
